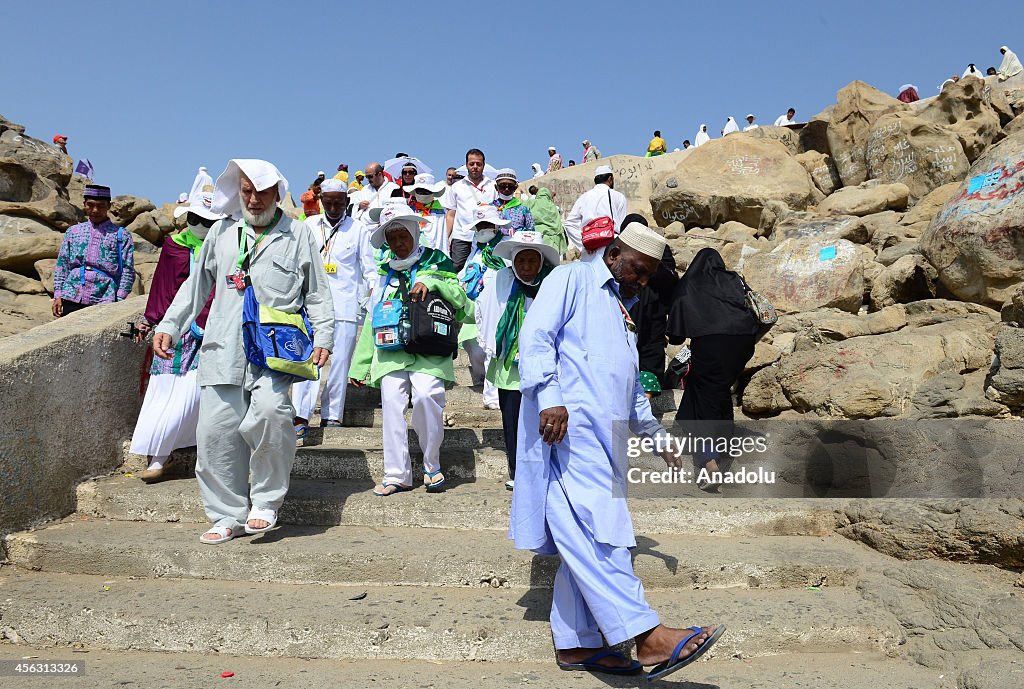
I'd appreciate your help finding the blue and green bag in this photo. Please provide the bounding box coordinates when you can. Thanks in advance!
[242,286,319,382]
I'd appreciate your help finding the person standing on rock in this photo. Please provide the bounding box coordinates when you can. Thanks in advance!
[348,201,470,496]
[743,114,759,131]
[773,108,796,127]
[443,148,496,273]
[511,224,725,679]
[582,139,601,163]
[563,164,628,256]
[666,247,759,492]
[291,179,376,439]
[52,184,136,317]
[897,84,920,103]
[546,146,563,173]
[52,134,68,155]
[693,124,710,147]
[646,130,667,157]
[721,117,739,136]
[962,63,984,79]
[997,46,1023,81]
[152,159,335,545]
[131,181,223,482]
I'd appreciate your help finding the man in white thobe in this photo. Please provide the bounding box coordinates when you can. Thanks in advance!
[510,224,723,679]
[153,159,335,545]
[773,108,796,126]
[563,165,628,257]
[292,179,375,434]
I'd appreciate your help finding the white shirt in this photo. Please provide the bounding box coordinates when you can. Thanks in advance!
[774,115,795,127]
[563,183,628,252]
[442,176,496,243]
[351,181,398,224]
[303,214,376,322]
[743,123,759,131]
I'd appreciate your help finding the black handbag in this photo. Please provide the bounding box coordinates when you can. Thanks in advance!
[397,273,459,357]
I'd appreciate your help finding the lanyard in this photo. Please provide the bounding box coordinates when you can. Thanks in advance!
[319,216,343,257]
[235,210,279,270]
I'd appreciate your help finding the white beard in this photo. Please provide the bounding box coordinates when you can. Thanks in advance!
[243,205,278,227]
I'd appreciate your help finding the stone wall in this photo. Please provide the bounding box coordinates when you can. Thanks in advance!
[0,296,146,541]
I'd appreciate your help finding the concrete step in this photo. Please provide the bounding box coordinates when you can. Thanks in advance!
[76,475,846,536]
[0,569,905,663]
[0,644,955,689]
[123,428,511,482]
[4,520,882,591]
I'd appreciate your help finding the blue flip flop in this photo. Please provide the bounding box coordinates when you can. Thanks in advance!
[558,650,642,675]
[647,624,726,681]
[373,483,413,497]
[424,470,446,492]
[294,423,308,441]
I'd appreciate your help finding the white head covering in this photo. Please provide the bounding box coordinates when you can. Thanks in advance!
[962,63,982,78]
[404,173,445,195]
[189,166,213,201]
[595,165,613,177]
[694,124,711,147]
[531,163,544,177]
[494,168,519,183]
[493,229,560,272]
[998,46,1023,79]
[320,178,347,194]
[619,222,667,260]
[212,159,289,219]
[369,201,428,249]
[177,192,189,204]
[722,117,739,136]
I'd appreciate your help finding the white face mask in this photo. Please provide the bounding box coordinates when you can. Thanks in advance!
[415,192,435,204]
[476,228,497,243]
[497,192,514,201]
[187,218,211,239]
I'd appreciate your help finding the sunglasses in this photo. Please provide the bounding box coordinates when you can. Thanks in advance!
[187,212,217,228]
[496,183,517,192]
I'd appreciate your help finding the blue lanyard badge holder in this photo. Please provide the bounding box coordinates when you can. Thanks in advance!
[372,268,412,350]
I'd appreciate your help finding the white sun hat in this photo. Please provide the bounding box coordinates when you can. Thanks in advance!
[369,200,428,248]
[493,229,560,267]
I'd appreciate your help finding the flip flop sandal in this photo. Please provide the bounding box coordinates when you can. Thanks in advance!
[321,420,344,428]
[198,524,243,545]
[558,650,642,675]
[424,471,446,492]
[373,483,413,497]
[647,624,726,681]
[294,423,309,441]
[244,507,278,535]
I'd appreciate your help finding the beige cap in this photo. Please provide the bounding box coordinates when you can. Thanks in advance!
[619,222,667,260]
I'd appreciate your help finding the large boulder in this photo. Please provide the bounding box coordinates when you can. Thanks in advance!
[741,237,865,314]
[0,215,63,272]
[109,195,156,228]
[521,152,685,225]
[0,158,81,230]
[127,208,175,245]
[743,314,997,418]
[869,254,939,310]
[773,214,869,244]
[920,129,1024,306]
[0,128,71,187]
[795,150,843,196]
[900,182,960,228]
[0,269,46,295]
[33,259,56,295]
[650,137,817,228]
[985,326,1024,410]
[827,81,908,187]
[864,114,970,202]
[919,76,1003,162]
[817,181,911,216]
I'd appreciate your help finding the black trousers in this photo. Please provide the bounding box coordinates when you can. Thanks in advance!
[497,387,522,480]
[61,300,91,315]
[450,238,474,274]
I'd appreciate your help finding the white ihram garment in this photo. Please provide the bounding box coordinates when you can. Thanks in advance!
[130,369,200,457]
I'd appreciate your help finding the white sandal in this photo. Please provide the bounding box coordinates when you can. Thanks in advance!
[245,507,278,534]
[199,524,243,545]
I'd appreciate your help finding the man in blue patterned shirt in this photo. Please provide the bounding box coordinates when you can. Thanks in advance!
[52,184,135,317]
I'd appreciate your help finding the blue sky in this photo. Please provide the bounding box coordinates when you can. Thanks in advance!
[5,1,1021,204]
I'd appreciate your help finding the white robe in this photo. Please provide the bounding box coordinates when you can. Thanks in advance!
[694,125,710,147]
[722,117,739,136]
[998,47,1023,80]
[962,65,984,79]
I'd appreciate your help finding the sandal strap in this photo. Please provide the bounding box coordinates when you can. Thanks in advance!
[247,507,277,522]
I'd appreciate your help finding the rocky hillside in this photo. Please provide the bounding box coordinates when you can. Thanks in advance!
[532,74,1024,422]
[0,114,180,336]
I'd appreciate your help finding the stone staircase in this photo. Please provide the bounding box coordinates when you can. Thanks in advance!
[0,350,1004,687]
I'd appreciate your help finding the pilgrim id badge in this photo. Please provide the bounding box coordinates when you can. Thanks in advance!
[227,270,248,290]
[323,263,337,274]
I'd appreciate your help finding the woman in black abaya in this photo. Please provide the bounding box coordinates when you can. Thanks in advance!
[667,247,760,490]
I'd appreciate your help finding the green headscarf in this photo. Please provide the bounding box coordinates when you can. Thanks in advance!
[494,261,554,363]
[527,188,567,256]
[171,228,205,252]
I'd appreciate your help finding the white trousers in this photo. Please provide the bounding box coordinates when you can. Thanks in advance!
[463,339,499,406]
[292,320,359,422]
[380,370,445,486]
[196,366,295,529]
[546,456,661,649]
[130,368,200,458]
